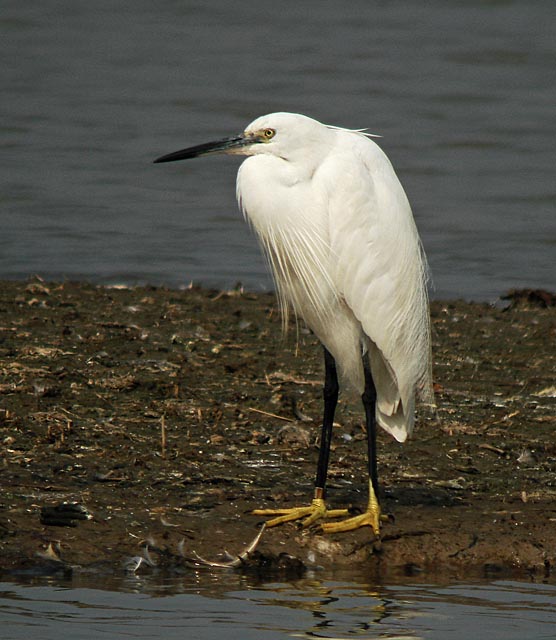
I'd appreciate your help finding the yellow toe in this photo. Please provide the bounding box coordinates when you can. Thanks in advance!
[320,479,382,535]
[252,498,348,528]
[320,510,380,534]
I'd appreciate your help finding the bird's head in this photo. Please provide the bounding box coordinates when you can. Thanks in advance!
[153,112,329,164]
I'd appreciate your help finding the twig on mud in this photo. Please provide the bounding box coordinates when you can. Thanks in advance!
[188,524,266,568]
[479,443,507,456]
[160,414,166,458]
[248,407,295,423]
[261,371,321,387]
[483,410,521,428]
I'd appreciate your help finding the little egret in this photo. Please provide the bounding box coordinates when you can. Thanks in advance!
[154,112,433,535]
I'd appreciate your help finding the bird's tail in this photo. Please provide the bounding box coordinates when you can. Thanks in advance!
[367,342,415,443]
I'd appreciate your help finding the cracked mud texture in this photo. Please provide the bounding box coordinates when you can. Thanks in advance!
[0,279,555,581]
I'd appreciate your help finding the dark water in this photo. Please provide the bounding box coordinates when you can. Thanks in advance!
[2,1,555,300]
[2,576,556,639]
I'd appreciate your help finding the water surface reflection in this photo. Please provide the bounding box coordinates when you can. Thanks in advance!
[1,573,555,639]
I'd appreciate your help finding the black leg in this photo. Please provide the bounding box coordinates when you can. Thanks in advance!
[251,346,347,528]
[314,347,338,495]
[362,357,379,501]
[319,355,382,534]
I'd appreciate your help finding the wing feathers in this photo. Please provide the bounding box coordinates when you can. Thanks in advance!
[237,130,433,440]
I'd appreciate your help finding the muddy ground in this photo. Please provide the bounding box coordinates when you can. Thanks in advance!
[0,279,555,582]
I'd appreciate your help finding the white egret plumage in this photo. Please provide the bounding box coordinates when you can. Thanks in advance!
[154,112,433,534]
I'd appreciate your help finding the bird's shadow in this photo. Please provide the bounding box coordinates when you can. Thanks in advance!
[383,485,465,508]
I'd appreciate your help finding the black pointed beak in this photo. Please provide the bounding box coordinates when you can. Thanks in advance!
[153,133,257,164]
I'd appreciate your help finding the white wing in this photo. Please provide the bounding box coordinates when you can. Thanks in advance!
[237,126,433,443]
[325,131,433,441]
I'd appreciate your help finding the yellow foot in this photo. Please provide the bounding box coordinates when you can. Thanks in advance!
[320,509,385,535]
[321,479,384,535]
[252,498,349,528]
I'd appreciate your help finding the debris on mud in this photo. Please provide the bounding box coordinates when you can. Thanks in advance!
[0,279,555,581]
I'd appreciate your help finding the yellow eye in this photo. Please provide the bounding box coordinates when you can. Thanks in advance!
[262,128,275,140]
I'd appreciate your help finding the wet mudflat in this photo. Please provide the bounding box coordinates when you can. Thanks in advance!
[0,279,554,581]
